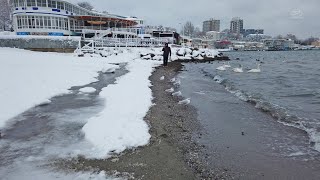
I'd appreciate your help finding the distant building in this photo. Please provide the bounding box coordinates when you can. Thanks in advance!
[230,17,244,35]
[203,19,220,33]
[263,39,294,51]
[245,34,271,42]
[205,31,221,40]
[244,29,264,37]
[311,40,320,47]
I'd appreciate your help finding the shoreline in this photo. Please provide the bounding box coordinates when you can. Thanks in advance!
[58,62,209,179]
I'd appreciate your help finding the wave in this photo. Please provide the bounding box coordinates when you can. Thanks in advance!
[201,69,320,152]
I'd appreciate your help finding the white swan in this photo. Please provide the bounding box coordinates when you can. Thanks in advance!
[248,64,261,73]
[233,65,243,73]
[216,64,227,71]
[223,62,231,68]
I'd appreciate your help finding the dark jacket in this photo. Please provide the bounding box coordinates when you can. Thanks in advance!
[162,46,171,57]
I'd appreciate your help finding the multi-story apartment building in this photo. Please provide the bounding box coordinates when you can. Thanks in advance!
[230,17,244,34]
[203,19,220,33]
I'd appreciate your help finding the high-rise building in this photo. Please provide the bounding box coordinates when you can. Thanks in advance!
[203,19,220,33]
[230,17,244,34]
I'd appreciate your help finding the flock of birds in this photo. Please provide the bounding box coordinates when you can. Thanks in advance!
[161,76,191,105]
[160,59,263,106]
[216,61,261,73]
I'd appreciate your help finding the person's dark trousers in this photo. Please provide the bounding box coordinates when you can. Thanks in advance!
[163,56,169,66]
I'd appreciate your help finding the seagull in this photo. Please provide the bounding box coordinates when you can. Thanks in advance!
[233,65,243,73]
[160,76,165,81]
[248,64,261,73]
[172,91,182,96]
[165,88,175,93]
[178,98,191,105]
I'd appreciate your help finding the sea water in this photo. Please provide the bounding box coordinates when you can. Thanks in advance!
[199,50,320,152]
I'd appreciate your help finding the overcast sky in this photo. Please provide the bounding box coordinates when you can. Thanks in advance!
[72,0,319,38]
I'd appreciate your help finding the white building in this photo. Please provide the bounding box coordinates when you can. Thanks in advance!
[12,0,138,36]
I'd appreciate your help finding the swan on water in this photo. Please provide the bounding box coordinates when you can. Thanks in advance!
[216,63,227,71]
[248,64,261,73]
[223,62,231,68]
[233,65,243,73]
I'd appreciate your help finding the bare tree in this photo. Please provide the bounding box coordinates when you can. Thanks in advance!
[182,21,195,37]
[77,2,94,11]
[0,0,11,31]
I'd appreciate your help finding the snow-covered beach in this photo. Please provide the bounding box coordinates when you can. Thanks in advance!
[0,47,220,179]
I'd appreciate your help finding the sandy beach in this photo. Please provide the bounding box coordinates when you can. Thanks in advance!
[57,62,211,179]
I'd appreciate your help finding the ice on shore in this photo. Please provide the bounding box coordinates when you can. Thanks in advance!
[0,48,117,128]
[79,87,97,93]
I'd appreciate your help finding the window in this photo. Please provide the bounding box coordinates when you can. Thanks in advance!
[57,1,64,10]
[27,0,36,7]
[65,3,70,12]
[28,16,35,28]
[18,0,25,7]
[22,16,28,28]
[48,0,56,8]
[39,16,44,28]
[14,0,18,7]
[36,0,46,7]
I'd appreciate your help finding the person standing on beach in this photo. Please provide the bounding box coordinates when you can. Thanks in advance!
[162,43,171,66]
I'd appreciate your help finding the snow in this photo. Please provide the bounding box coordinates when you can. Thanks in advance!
[0,48,117,128]
[0,34,81,41]
[160,76,165,80]
[0,46,219,159]
[79,87,97,93]
[82,60,161,158]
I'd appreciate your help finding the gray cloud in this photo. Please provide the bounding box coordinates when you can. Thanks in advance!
[77,0,320,38]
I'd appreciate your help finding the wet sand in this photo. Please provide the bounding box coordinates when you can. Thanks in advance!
[58,62,208,179]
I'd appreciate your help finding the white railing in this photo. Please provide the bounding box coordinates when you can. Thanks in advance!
[82,37,173,48]
[76,37,173,54]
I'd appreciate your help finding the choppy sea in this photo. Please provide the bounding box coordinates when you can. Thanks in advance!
[194,50,320,152]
